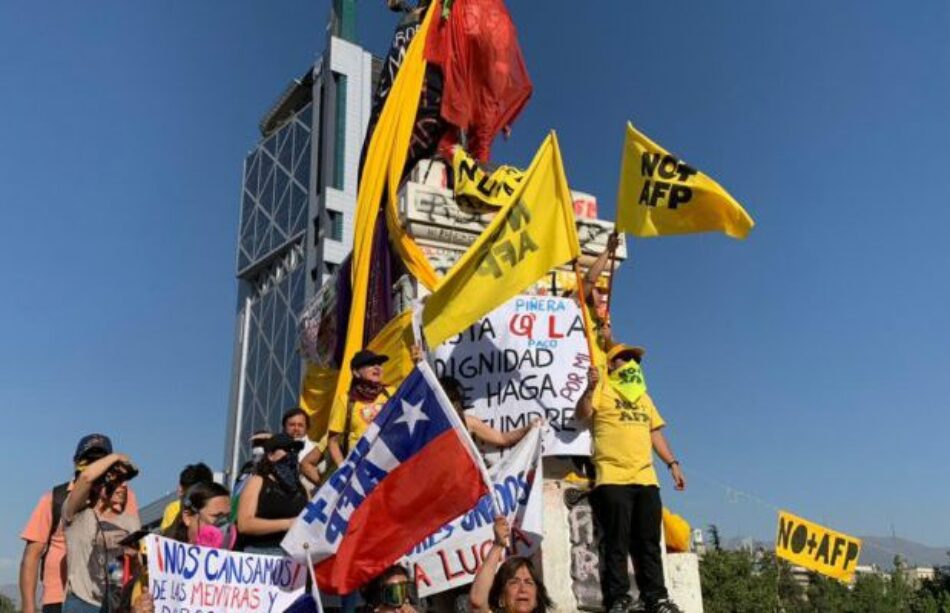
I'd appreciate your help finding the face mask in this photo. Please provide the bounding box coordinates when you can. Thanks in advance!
[251,446,265,463]
[608,360,648,403]
[195,516,237,550]
[273,454,301,490]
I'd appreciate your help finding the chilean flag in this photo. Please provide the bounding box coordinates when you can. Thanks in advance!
[282,361,491,594]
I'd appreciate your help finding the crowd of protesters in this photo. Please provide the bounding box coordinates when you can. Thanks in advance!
[19,237,686,613]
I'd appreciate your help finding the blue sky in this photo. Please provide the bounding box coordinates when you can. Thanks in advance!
[1,0,948,583]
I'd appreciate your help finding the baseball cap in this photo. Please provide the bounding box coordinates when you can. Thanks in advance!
[350,349,389,371]
[74,433,113,463]
[606,344,646,364]
[262,433,304,454]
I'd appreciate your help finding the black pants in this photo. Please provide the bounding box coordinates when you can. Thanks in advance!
[591,484,668,608]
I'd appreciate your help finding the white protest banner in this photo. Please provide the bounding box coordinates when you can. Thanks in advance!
[146,535,308,613]
[403,425,544,597]
[432,296,592,458]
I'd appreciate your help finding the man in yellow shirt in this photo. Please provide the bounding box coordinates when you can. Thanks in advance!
[576,344,686,613]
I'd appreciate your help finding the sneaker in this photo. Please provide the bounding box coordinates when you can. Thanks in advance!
[647,598,683,613]
[607,596,633,613]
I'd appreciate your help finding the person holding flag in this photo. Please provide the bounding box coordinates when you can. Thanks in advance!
[576,344,686,613]
[282,361,492,597]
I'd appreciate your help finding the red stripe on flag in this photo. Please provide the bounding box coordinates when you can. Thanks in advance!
[316,428,487,594]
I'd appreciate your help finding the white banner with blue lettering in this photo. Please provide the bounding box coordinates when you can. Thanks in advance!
[146,535,308,612]
[402,425,544,597]
[432,296,592,458]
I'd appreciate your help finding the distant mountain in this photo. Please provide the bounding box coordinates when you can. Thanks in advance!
[718,535,948,570]
[858,536,949,570]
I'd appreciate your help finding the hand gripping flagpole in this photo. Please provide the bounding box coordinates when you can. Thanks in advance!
[572,259,598,363]
[606,230,620,316]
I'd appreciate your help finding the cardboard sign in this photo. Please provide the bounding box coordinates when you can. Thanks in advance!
[775,511,862,582]
[432,296,593,459]
[147,535,307,613]
[403,426,544,597]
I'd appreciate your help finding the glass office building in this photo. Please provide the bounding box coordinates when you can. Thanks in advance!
[223,26,377,481]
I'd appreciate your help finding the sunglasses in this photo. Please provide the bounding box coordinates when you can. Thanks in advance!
[379,581,418,607]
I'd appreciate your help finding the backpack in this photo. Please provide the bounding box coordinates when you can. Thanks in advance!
[40,481,70,581]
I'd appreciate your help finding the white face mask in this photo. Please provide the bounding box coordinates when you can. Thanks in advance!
[251,446,265,463]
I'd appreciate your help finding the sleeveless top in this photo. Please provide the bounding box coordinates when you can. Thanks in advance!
[241,476,307,550]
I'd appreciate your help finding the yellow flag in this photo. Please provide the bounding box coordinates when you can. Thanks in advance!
[452,146,524,209]
[329,4,439,433]
[422,133,580,348]
[616,122,754,239]
[776,510,862,582]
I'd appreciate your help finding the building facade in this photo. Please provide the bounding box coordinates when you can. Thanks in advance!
[223,30,376,481]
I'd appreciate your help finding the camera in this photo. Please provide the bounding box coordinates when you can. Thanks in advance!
[95,461,139,496]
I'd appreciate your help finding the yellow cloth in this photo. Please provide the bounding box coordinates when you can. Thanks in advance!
[423,133,581,347]
[663,508,691,552]
[301,310,415,442]
[616,122,754,239]
[159,499,180,532]
[452,146,524,209]
[331,3,439,437]
[590,386,665,487]
[327,388,395,454]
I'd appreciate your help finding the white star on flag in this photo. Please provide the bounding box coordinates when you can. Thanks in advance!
[395,399,429,436]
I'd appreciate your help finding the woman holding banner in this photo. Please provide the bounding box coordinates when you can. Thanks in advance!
[131,482,234,613]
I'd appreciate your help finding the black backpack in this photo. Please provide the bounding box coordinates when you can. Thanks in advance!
[39,481,70,581]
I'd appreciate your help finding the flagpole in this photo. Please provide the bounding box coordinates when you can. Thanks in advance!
[572,259,598,362]
[304,545,325,613]
[606,230,619,316]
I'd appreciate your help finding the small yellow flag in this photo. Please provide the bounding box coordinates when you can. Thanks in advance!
[775,510,862,582]
[452,146,524,209]
[616,122,754,239]
[422,133,581,348]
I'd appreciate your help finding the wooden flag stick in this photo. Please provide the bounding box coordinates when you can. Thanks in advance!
[606,230,619,317]
[572,259,597,361]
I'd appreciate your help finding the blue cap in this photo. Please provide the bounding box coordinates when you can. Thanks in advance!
[74,433,113,463]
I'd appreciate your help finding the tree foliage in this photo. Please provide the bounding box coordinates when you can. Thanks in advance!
[699,548,950,613]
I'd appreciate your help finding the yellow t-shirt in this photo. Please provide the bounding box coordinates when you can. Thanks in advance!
[590,383,665,487]
[159,499,180,531]
[328,389,393,454]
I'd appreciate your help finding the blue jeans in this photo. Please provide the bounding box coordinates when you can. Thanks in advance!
[62,594,100,613]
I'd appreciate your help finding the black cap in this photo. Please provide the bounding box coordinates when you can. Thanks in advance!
[262,433,304,454]
[350,349,389,371]
[74,434,113,463]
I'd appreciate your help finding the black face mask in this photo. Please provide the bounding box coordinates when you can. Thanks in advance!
[272,454,300,491]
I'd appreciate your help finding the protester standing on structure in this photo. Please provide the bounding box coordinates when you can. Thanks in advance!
[326,349,394,467]
[236,433,308,555]
[60,442,141,613]
[576,345,686,613]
